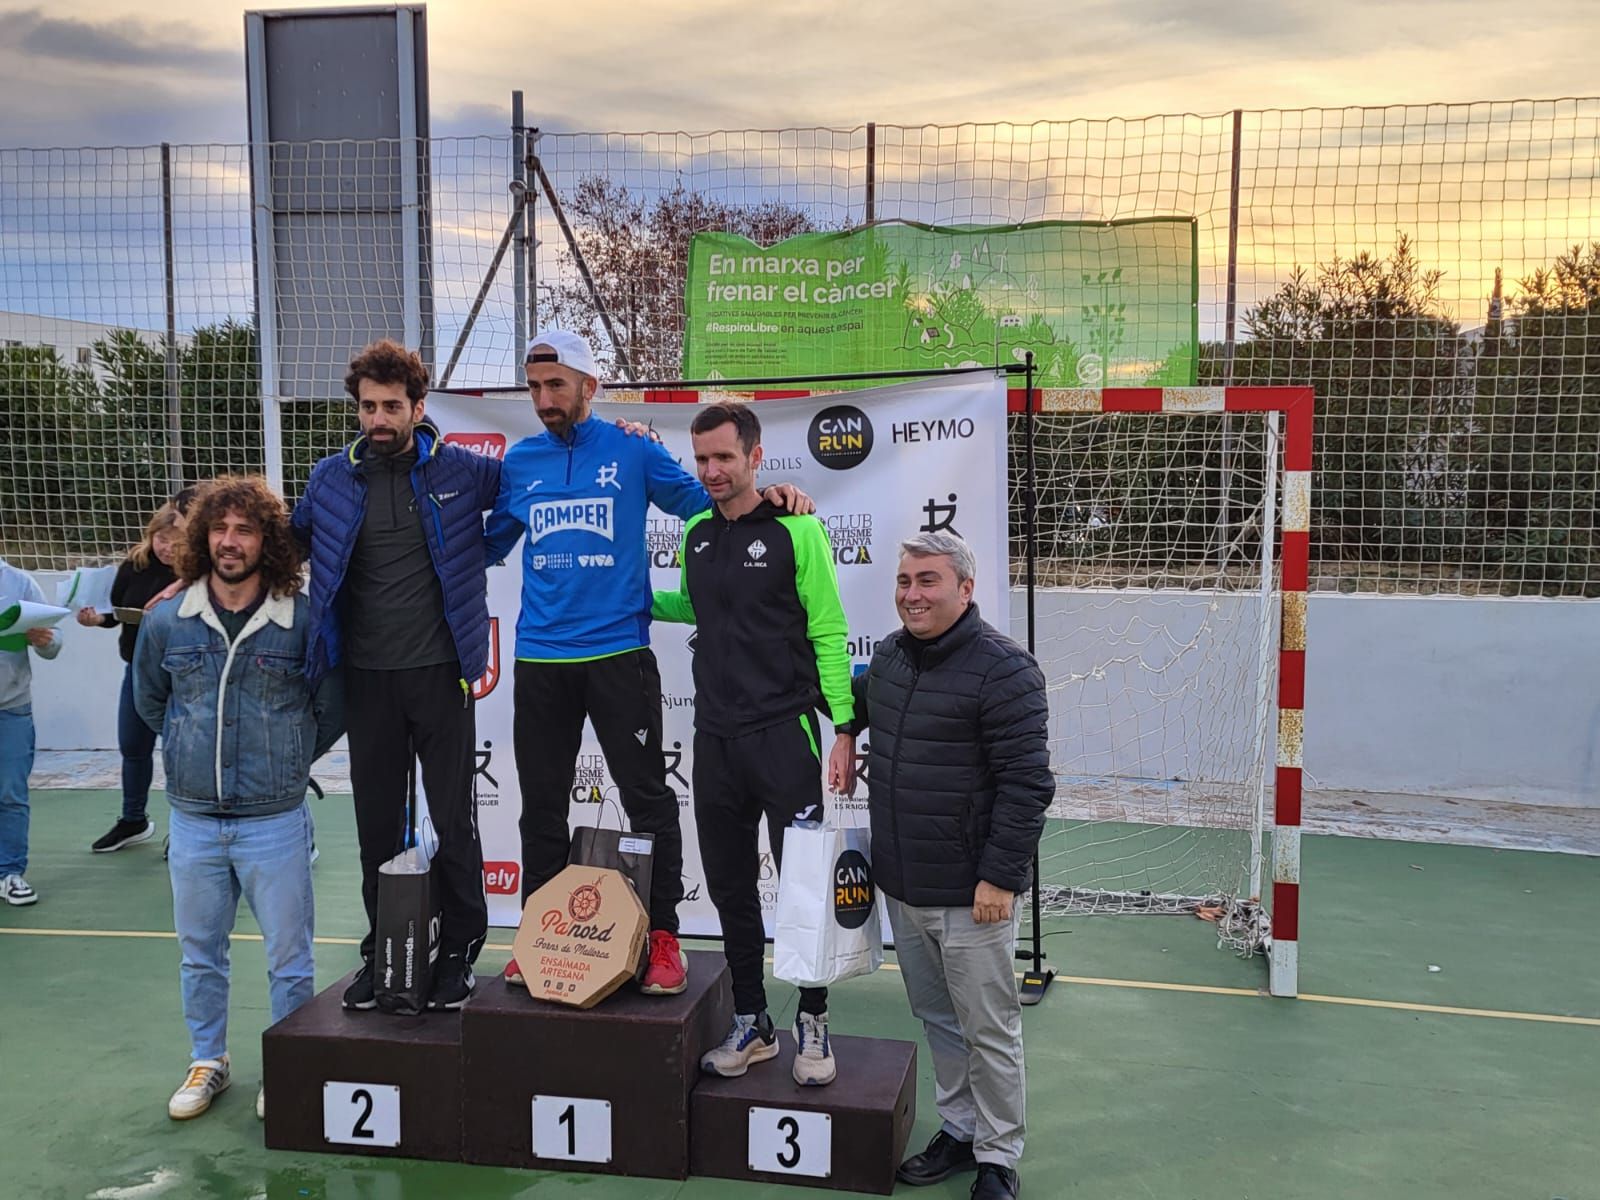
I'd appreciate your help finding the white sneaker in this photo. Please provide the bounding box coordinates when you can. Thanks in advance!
[1,874,37,906]
[256,1085,265,1120]
[701,1012,779,1077]
[168,1056,231,1120]
[792,1010,837,1086]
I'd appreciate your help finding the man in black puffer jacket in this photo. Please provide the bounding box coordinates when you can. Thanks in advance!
[830,530,1051,1200]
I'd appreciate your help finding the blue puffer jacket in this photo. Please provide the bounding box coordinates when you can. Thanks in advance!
[291,423,503,686]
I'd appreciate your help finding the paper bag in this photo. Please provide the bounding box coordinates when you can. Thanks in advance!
[773,822,884,988]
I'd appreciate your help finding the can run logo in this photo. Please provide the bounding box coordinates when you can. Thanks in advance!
[833,849,874,929]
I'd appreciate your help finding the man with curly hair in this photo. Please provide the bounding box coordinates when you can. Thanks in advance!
[292,339,502,1012]
[134,476,342,1123]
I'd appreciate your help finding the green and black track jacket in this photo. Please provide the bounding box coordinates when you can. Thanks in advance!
[651,497,854,739]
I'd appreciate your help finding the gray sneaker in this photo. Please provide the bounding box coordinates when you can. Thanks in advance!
[700,1011,778,1077]
[1,874,37,906]
[168,1055,231,1120]
[792,1010,837,1086]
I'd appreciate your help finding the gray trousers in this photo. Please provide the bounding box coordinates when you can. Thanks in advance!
[885,894,1025,1168]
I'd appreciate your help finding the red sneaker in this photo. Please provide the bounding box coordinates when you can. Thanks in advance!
[504,958,526,988]
[639,930,688,995]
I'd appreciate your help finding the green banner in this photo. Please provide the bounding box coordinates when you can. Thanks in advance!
[683,219,1197,388]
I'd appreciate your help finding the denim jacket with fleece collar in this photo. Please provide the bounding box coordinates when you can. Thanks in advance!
[133,582,343,816]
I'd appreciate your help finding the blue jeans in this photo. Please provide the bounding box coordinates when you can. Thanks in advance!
[118,665,158,824]
[168,804,316,1061]
[0,705,35,877]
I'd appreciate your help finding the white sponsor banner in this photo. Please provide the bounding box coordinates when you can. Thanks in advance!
[428,373,1009,932]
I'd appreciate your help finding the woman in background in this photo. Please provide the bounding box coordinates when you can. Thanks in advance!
[76,501,183,853]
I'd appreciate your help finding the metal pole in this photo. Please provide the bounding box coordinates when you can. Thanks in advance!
[528,127,540,335]
[1019,351,1054,1007]
[1219,109,1244,562]
[865,122,876,224]
[160,142,184,495]
[512,92,527,368]
[245,14,284,494]
[396,9,422,352]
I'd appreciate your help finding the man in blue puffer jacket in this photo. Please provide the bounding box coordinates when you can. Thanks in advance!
[292,339,502,1011]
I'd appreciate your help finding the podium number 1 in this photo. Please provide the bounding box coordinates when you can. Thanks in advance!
[749,1107,831,1178]
[323,1082,401,1148]
[532,1094,612,1163]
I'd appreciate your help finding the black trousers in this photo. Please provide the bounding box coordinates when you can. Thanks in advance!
[513,650,685,933]
[347,663,487,964]
[694,712,828,1017]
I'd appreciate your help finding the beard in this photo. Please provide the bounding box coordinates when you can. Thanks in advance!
[367,427,411,456]
[213,553,262,583]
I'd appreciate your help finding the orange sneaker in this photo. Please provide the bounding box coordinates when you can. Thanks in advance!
[639,930,688,995]
[504,957,526,988]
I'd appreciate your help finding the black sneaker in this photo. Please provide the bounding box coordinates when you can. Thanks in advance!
[897,1130,978,1186]
[342,961,378,1010]
[971,1163,1020,1200]
[427,955,476,1010]
[92,818,157,853]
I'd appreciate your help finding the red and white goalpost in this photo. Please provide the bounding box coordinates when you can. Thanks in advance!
[1012,386,1311,999]
[604,379,1311,999]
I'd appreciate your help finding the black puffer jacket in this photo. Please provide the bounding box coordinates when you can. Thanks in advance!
[849,604,1053,908]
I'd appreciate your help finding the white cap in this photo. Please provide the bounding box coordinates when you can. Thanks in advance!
[526,328,600,383]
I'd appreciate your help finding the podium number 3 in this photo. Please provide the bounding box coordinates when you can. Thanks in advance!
[323,1081,401,1148]
[777,1116,802,1168]
[532,1095,612,1164]
[748,1107,831,1178]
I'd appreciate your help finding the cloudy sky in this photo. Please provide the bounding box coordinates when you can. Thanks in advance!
[1,0,1598,144]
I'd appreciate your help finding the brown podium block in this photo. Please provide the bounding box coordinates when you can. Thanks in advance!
[460,949,733,1178]
[261,969,462,1161]
[689,1033,917,1194]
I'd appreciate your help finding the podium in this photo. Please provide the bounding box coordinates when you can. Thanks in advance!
[460,949,732,1178]
[690,1032,917,1194]
[262,952,917,1190]
[261,968,463,1161]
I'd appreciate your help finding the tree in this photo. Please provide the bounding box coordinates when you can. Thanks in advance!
[1209,234,1475,574]
[1471,242,1600,596]
[0,321,314,568]
[541,177,818,379]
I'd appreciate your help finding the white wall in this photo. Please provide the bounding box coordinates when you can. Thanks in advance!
[27,570,1600,809]
[1004,590,1600,809]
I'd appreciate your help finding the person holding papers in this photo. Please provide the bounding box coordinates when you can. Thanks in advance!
[75,501,183,853]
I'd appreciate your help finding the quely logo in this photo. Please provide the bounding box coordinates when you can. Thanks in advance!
[442,431,507,460]
[578,553,615,567]
[483,861,520,895]
[807,404,873,470]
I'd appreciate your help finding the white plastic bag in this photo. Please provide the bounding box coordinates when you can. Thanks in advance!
[773,822,884,988]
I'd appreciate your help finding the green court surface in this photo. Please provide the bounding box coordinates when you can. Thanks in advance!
[3,789,1596,1200]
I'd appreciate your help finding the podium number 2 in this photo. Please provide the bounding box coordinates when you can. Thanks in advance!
[323,1082,401,1148]
[532,1095,612,1163]
[749,1107,831,1178]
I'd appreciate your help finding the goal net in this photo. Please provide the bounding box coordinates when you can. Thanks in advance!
[1014,390,1304,984]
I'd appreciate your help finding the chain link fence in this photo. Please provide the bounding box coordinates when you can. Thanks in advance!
[2,99,1596,594]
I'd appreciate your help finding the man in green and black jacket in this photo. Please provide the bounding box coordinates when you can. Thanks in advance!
[652,401,854,1087]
